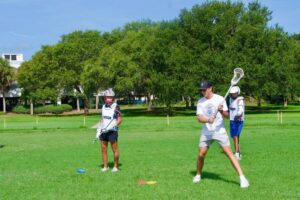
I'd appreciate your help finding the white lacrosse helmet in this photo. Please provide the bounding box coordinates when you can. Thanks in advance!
[230,86,240,95]
[104,88,115,97]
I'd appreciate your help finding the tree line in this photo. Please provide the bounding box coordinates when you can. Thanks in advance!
[2,1,299,114]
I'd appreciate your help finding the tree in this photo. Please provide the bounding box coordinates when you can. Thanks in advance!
[0,58,15,113]
[55,30,104,112]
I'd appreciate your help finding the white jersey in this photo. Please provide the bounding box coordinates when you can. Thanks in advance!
[196,94,228,135]
[229,97,244,121]
[101,102,120,131]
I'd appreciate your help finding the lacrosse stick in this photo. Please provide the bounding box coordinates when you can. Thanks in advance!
[223,68,244,101]
[211,68,244,119]
[93,118,118,143]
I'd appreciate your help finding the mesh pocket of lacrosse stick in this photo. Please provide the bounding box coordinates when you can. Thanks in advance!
[231,68,244,85]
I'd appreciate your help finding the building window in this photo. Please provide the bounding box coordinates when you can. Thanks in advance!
[11,55,17,60]
[4,55,10,60]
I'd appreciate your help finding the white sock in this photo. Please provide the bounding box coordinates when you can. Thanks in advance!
[239,175,246,180]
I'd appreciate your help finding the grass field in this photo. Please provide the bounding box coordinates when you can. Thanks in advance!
[0,110,300,199]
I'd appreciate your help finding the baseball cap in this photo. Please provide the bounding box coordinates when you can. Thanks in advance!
[199,80,213,90]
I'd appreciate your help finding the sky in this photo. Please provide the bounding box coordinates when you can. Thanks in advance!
[0,0,299,60]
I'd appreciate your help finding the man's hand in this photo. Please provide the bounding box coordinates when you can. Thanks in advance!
[207,116,215,124]
[218,104,224,113]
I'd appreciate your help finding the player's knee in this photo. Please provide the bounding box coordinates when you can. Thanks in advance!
[113,149,119,157]
[199,152,207,158]
[102,145,108,152]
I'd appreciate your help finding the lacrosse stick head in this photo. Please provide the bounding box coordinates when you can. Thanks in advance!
[231,68,244,85]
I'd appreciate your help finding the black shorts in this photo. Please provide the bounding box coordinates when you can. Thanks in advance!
[100,131,118,142]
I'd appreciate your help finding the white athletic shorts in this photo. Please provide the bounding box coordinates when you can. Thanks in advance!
[199,132,230,148]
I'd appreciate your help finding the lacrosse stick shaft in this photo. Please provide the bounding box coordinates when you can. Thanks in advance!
[223,85,233,102]
[212,85,232,117]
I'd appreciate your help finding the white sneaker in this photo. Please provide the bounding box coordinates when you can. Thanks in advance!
[240,176,249,188]
[101,167,109,172]
[192,175,201,183]
[235,152,242,160]
[111,167,118,172]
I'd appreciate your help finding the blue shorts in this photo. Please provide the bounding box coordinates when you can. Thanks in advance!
[230,120,243,138]
[100,131,118,142]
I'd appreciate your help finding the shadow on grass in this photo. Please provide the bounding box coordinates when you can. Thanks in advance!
[99,162,123,169]
[0,144,4,149]
[189,170,239,186]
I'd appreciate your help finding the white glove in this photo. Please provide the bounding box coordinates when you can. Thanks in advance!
[95,128,102,140]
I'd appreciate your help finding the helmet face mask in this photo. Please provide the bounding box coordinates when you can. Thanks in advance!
[229,86,240,99]
[230,92,239,99]
[103,88,115,105]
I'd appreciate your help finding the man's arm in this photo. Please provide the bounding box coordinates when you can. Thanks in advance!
[115,105,122,126]
[197,114,215,124]
[218,104,229,118]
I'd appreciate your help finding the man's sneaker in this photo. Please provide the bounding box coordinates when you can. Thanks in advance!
[192,175,201,183]
[112,167,118,172]
[235,152,242,160]
[101,167,109,172]
[240,175,250,188]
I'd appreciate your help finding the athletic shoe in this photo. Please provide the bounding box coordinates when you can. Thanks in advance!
[192,175,201,183]
[101,167,109,172]
[235,152,242,160]
[240,176,249,188]
[111,167,118,172]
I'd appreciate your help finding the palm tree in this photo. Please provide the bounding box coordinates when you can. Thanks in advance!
[0,57,15,113]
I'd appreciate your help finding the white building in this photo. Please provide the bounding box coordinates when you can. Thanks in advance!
[1,53,24,69]
[0,53,24,98]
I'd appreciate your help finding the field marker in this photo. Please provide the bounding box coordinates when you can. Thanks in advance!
[84,116,86,127]
[167,115,170,126]
[280,111,283,124]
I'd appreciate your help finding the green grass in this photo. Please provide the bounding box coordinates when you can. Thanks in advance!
[0,111,300,199]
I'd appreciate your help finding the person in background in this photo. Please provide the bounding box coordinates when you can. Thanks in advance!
[229,86,245,160]
[96,88,122,172]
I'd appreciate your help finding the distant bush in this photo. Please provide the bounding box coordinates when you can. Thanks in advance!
[34,104,72,114]
[12,104,72,114]
[12,105,30,114]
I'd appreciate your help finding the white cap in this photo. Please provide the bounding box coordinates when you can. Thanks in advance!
[230,86,240,94]
[104,88,115,97]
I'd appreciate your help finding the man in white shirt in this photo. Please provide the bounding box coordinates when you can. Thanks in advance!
[193,80,249,188]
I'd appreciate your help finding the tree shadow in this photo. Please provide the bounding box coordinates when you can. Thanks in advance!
[0,145,4,149]
[189,170,239,186]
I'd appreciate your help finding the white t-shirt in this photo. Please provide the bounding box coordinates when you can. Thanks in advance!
[229,97,245,121]
[196,94,228,135]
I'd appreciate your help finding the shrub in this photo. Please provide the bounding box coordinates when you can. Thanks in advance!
[12,105,30,114]
[34,104,72,114]
[12,104,72,114]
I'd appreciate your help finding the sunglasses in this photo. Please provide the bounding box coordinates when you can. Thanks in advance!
[200,89,207,92]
